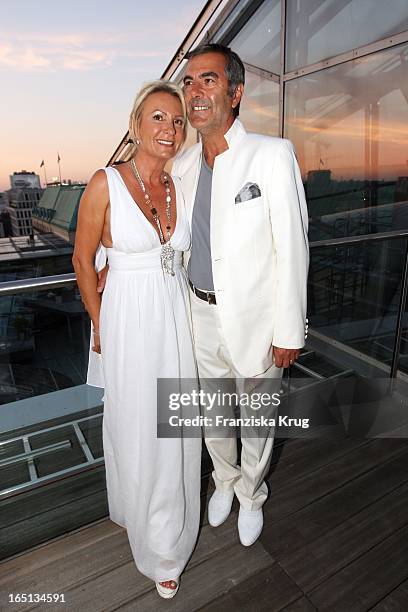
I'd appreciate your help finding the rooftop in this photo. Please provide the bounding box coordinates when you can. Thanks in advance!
[0,234,72,263]
[33,185,85,233]
[1,433,407,611]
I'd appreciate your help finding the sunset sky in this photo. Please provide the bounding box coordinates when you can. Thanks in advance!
[0,0,206,191]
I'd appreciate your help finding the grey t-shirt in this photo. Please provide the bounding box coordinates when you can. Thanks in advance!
[188,157,214,291]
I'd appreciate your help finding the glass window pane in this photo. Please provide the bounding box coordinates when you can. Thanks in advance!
[284,44,408,241]
[286,0,408,71]
[229,0,281,73]
[308,238,405,374]
[239,70,279,135]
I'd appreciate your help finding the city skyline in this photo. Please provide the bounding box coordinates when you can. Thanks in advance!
[0,0,206,191]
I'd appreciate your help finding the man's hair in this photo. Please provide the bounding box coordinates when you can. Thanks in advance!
[185,44,245,118]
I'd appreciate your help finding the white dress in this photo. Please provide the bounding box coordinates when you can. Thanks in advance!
[86,166,201,582]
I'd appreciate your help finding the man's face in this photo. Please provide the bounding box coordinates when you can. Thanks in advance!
[182,52,242,135]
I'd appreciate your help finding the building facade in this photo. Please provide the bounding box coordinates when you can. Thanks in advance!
[6,187,43,236]
[9,171,41,189]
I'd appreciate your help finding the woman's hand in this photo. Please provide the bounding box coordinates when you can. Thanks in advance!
[92,329,101,354]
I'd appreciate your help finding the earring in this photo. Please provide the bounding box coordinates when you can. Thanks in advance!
[135,138,140,145]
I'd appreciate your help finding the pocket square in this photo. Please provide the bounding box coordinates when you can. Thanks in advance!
[235,182,262,203]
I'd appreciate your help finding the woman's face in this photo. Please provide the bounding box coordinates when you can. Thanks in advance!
[136,92,185,160]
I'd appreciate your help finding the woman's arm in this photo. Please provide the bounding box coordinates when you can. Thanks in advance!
[72,169,109,351]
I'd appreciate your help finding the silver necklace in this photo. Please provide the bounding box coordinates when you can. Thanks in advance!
[130,158,175,276]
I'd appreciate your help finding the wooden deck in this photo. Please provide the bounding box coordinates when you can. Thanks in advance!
[1,434,408,611]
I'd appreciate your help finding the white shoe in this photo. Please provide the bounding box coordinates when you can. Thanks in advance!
[238,507,263,546]
[208,489,234,527]
[155,579,179,599]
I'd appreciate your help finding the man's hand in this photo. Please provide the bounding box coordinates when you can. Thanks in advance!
[273,346,300,369]
[97,265,109,293]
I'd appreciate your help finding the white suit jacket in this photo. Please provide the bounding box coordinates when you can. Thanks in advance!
[172,119,309,377]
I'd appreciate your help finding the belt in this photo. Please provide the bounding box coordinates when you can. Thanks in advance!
[188,279,217,304]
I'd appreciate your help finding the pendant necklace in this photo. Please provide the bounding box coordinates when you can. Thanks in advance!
[130,158,175,275]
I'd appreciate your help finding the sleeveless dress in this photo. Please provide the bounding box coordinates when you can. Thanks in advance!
[86,166,201,582]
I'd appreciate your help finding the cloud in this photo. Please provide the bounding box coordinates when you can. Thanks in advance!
[0,30,167,72]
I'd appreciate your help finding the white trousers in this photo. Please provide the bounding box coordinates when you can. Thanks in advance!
[190,290,283,511]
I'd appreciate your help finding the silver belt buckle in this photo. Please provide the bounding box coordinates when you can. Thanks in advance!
[206,291,216,305]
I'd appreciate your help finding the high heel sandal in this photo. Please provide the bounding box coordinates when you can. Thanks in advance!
[155,579,179,599]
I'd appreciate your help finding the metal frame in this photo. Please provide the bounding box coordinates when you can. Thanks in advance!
[309,230,408,249]
[210,0,266,47]
[202,0,242,42]
[0,413,104,499]
[0,273,76,296]
[244,61,280,83]
[390,240,408,379]
[278,0,286,136]
[1,440,72,468]
[283,30,408,81]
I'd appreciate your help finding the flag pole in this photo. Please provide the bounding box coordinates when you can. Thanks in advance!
[40,160,48,187]
[57,152,62,184]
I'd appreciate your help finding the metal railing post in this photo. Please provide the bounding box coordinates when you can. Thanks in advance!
[390,240,408,379]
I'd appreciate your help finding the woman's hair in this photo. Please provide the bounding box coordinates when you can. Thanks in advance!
[128,80,187,153]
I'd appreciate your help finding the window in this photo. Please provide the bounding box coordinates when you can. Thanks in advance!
[286,0,408,71]
[228,0,281,74]
[239,69,279,136]
[284,43,408,240]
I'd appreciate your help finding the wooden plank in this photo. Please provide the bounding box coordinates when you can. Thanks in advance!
[280,481,408,592]
[0,468,107,528]
[307,525,408,611]
[2,450,213,560]
[369,578,408,611]
[0,520,127,588]
[2,436,405,611]
[264,439,407,520]
[0,489,108,559]
[279,597,317,611]
[115,543,272,612]
[194,564,302,612]
[261,447,408,559]
[0,502,259,611]
[266,436,370,491]
[200,436,371,530]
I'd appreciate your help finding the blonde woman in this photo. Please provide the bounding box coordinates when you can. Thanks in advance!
[73,81,201,599]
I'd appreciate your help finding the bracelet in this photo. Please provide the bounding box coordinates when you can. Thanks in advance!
[93,330,100,335]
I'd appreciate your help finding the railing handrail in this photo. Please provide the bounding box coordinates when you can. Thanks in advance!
[1,229,408,294]
[309,229,408,249]
[0,273,76,296]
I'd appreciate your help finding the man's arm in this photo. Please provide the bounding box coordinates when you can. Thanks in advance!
[268,139,309,365]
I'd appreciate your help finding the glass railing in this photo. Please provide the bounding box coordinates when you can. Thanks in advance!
[1,234,407,558]
[308,230,408,378]
[0,235,75,282]
[0,275,89,403]
[0,274,102,498]
[0,275,105,558]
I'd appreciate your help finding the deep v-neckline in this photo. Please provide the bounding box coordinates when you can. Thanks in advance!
[110,165,179,245]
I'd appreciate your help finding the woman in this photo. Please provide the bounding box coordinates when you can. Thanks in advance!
[72,81,201,599]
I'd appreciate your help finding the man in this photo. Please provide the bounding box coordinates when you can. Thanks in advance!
[171,44,309,546]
